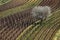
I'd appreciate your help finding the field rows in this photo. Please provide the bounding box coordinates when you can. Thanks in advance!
[0,0,28,11]
[0,0,60,40]
[0,0,42,18]
[0,0,42,39]
[16,10,60,40]
[39,0,60,12]
[0,10,37,40]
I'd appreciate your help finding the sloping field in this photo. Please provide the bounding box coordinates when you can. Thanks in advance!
[0,0,60,40]
[0,0,28,11]
[16,10,60,40]
[0,0,42,40]
[0,0,42,18]
[39,0,60,12]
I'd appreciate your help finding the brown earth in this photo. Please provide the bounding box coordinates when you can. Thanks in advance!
[0,0,28,12]
[0,0,60,40]
[39,0,60,12]
[0,8,37,40]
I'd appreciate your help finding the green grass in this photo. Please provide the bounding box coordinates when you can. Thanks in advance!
[16,20,41,40]
[24,10,60,40]
[0,0,42,18]
[53,29,60,40]
[16,10,60,40]
[0,0,11,5]
[0,0,60,40]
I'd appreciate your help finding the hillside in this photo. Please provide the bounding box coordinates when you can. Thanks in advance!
[0,0,60,40]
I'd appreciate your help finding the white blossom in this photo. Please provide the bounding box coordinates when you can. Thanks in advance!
[31,6,52,20]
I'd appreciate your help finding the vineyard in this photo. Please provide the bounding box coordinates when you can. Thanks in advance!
[0,0,60,40]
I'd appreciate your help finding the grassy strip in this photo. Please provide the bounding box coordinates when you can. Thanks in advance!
[34,10,60,40]
[0,0,42,18]
[0,0,11,5]
[21,24,40,40]
[52,29,60,40]
[16,20,41,40]
[38,17,60,40]
[17,10,60,40]
[26,25,42,40]
[30,17,60,40]
[22,20,42,40]
[44,18,60,40]
[34,11,60,40]
[26,10,60,40]
[22,10,60,40]
[16,10,60,40]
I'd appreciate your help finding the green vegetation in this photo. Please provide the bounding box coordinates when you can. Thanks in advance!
[16,10,60,40]
[53,29,60,40]
[0,0,42,18]
[0,0,60,40]
[0,0,11,5]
